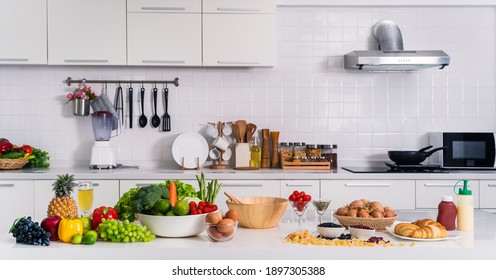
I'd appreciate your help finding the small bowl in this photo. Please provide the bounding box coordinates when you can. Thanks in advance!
[206,220,238,242]
[317,224,345,238]
[349,226,375,240]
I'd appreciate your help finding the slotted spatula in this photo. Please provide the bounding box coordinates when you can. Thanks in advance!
[162,86,171,131]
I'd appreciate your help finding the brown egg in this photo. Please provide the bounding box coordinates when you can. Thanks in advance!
[348,209,358,217]
[222,228,235,237]
[358,209,370,218]
[224,209,238,222]
[208,226,223,240]
[205,212,222,225]
[384,209,396,217]
[349,200,364,209]
[336,207,349,216]
[369,201,384,212]
[217,218,235,233]
[370,210,384,218]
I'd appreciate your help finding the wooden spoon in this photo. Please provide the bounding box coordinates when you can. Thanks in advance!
[246,123,257,142]
[234,120,247,143]
[224,192,243,204]
[232,124,241,143]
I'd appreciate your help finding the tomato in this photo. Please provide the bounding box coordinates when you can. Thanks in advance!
[303,195,312,201]
[292,190,299,196]
[297,192,304,199]
[288,194,296,201]
[21,145,33,155]
[297,197,303,202]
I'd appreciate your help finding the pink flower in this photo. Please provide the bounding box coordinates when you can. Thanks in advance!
[66,93,73,100]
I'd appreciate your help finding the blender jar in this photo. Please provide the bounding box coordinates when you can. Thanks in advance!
[91,111,113,141]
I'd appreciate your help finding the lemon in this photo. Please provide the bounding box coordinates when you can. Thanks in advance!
[71,234,83,245]
[79,217,92,234]
[166,210,176,216]
[82,231,98,245]
[155,199,172,215]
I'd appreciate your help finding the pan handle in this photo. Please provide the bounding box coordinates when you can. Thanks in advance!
[418,145,433,152]
[422,146,446,157]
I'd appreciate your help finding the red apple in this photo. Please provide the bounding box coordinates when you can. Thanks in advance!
[41,216,62,241]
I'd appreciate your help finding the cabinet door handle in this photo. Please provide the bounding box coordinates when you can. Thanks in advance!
[0,184,14,187]
[141,7,186,11]
[0,58,28,62]
[344,183,391,187]
[222,184,263,188]
[487,184,496,188]
[424,183,469,188]
[142,60,186,64]
[217,8,261,12]
[217,60,260,65]
[285,184,314,187]
[63,59,109,63]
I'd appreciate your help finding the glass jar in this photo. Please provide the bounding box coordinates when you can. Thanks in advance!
[318,144,333,163]
[305,144,321,161]
[330,144,338,170]
[280,142,293,163]
[292,142,306,162]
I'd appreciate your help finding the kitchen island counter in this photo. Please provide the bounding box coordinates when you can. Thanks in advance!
[1,210,495,260]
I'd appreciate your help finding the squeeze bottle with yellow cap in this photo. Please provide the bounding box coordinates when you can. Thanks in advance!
[454,179,474,231]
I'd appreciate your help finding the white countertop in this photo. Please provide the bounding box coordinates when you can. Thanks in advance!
[2,167,496,180]
[1,210,496,260]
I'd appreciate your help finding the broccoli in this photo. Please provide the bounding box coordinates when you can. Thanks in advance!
[131,183,169,214]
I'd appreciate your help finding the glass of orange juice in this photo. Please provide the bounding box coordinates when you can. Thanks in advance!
[77,181,94,217]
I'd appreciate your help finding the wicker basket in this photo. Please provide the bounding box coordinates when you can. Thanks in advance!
[0,158,29,170]
[333,213,397,230]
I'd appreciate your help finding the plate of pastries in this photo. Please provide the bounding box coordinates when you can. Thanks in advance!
[387,219,461,241]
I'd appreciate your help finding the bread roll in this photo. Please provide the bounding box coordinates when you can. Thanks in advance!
[394,219,447,239]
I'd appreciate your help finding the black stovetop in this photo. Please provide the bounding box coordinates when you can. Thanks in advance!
[342,162,449,173]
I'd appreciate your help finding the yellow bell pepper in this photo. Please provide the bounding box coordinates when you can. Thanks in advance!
[58,217,83,243]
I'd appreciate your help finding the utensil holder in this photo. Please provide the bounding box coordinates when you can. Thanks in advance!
[235,143,250,168]
[73,99,90,116]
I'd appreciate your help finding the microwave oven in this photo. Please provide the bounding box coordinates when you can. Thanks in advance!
[429,132,496,169]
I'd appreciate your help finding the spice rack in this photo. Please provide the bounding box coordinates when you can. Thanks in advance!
[281,161,330,170]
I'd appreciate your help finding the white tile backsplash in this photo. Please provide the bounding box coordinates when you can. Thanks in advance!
[1,6,495,168]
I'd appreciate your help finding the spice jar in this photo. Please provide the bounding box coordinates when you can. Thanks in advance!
[280,142,293,163]
[330,144,338,170]
[305,144,321,162]
[319,145,332,162]
[292,142,306,162]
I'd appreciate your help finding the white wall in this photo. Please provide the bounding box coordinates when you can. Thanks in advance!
[0,6,495,168]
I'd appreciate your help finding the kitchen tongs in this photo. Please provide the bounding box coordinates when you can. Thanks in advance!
[114,84,124,127]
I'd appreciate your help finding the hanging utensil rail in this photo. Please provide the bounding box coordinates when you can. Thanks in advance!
[63,77,180,87]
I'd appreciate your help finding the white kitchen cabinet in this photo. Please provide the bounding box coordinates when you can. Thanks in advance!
[47,0,127,65]
[202,0,276,67]
[216,180,280,212]
[33,180,120,221]
[0,0,47,65]
[127,0,201,13]
[119,179,196,195]
[415,180,480,209]
[320,180,416,210]
[0,181,34,234]
[127,13,202,66]
[478,180,496,208]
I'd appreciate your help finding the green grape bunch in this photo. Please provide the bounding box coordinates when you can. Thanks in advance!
[98,218,155,243]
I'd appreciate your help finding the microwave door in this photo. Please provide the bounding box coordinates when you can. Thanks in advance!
[442,133,496,168]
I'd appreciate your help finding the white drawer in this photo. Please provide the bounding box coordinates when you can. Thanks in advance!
[321,180,415,210]
[127,0,201,13]
[479,180,496,208]
[416,180,480,209]
[203,0,275,14]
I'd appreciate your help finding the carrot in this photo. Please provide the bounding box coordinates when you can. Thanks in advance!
[169,181,177,207]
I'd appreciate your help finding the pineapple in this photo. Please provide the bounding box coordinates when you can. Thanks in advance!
[47,174,78,219]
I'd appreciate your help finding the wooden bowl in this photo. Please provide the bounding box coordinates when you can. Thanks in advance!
[226,196,288,229]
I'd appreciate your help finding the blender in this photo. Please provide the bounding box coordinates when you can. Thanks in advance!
[89,111,116,169]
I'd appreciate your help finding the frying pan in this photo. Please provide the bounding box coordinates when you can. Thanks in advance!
[388,145,445,165]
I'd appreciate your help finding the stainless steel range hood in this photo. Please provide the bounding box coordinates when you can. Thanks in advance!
[344,20,450,71]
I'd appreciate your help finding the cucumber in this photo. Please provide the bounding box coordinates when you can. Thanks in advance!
[0,151,24,159]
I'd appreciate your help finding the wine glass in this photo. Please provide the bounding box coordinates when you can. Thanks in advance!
[312,199,332,225]
[77,181,94,217]
[289,200,310,230]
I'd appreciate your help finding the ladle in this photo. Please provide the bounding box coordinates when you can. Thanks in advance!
[138,87,147,128]
[151,86,160,128]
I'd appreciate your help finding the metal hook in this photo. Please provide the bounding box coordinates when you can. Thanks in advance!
[141,81,144,89]
[81,79,86,86]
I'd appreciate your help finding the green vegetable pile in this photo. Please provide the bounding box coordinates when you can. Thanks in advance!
[26,148,50,168]
[114,187,140,222]
[166,179,197,202]
[131,183,169,213]
[196,172,223,204]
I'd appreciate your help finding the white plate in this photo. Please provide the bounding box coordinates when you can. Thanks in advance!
[172,132,209,169]
[386,223,461,242]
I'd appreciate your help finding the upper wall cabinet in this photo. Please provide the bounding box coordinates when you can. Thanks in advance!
[0,0,47,65]
[203,0,277,67]
[127,0,202,66]
[47,0,127,65]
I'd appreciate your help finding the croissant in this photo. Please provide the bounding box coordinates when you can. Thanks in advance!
[394,219,447,239]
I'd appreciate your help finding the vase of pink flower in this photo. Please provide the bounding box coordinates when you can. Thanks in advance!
[66,85,97,116]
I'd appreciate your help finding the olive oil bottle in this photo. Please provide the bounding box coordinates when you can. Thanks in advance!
[250,135,261,168]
